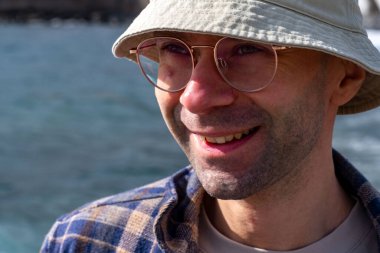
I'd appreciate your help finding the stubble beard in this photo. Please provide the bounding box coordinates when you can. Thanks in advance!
[169,95,325,200]
[166,61,328,200]
[192,101,325,200]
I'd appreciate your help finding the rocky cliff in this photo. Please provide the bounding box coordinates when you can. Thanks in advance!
[0,0,149,22]
[1,0,379,28]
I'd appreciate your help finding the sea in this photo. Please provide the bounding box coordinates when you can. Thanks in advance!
[0,22,379,253]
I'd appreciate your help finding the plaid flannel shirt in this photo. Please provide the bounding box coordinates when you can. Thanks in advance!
[41,150,380,252]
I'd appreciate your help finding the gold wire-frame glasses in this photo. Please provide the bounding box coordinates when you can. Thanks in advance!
[130,36,289,92]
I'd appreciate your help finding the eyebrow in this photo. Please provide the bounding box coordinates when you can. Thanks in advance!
[153,31,223,43]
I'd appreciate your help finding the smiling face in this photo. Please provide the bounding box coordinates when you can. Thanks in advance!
[154,33,342,200]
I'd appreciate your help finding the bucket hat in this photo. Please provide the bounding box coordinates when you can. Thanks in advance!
[112,0,380,114]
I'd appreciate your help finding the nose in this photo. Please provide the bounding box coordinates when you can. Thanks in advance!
[179,51,237,114]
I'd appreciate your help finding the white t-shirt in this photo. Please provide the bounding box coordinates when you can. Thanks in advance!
[199,202,378,253]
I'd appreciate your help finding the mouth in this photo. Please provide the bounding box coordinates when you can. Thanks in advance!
[200,127,260,145]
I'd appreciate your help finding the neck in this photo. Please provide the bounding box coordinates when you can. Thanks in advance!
[205,150,354,251]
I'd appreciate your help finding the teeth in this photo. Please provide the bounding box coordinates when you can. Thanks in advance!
[205,137,216,143]
[234,133,243,140]
[225,135,234,142]
[215,137,226,144]
[202,129,253,144]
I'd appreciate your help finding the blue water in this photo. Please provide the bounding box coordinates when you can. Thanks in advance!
[0,23,379,253]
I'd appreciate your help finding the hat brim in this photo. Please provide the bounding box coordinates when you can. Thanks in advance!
[112,0,380,114]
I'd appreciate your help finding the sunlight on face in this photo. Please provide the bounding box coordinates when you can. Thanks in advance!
[155,33,339,199]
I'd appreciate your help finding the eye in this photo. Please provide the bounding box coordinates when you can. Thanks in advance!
[235,44,262,55]
[161,43,190,56]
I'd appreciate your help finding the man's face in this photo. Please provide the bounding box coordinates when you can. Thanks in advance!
[154,34,337,200]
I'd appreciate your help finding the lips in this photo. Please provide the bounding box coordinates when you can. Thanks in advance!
[200,127,259,144]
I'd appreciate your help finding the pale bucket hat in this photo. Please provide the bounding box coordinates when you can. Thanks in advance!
[112,0,380,114]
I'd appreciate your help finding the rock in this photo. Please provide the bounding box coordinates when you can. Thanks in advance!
[1,0,379,28]
[0,0,149,22]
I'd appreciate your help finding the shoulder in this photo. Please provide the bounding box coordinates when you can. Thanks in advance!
[41,167,194,253]
[334,150,380,235]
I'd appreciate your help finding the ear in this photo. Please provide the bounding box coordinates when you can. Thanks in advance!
[330,60,366,107]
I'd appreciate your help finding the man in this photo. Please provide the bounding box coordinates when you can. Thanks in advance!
[41,0,380,252]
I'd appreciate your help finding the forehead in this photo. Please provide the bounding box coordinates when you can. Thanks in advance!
[152,31,224,44]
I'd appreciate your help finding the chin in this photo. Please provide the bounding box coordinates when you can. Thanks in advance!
[194,166,259,200]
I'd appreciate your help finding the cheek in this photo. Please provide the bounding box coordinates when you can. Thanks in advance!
[248,77,299,117]
[247,67,327,122]
[261,55,327,104]
[155,89,190,150]
[155,89,181,117]
[155,89,184,137]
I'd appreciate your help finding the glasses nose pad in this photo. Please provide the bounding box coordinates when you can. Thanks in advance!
[217,58,228,70]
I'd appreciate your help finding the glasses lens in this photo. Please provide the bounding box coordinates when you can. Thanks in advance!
[215,38,277,92]
[137,38,193,92]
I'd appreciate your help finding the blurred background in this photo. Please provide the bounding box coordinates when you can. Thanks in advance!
[0,0,148,22]
[0,1,379,252]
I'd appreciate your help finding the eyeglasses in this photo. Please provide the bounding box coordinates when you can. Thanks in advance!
[130,36,288,93]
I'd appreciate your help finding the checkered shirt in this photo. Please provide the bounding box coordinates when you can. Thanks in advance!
[41,150,380,252]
